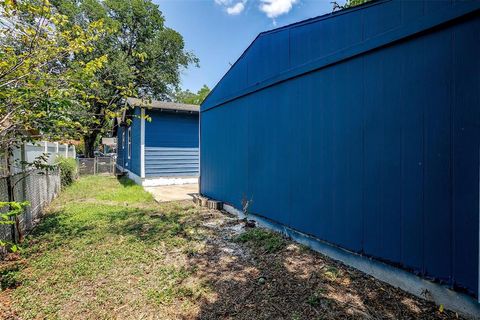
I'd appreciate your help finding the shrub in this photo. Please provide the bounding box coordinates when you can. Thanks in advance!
[57,156,78,187]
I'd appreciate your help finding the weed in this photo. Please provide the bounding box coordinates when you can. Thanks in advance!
[306,288,326,307]
[235,228,285,253]
[0,264,22,290]
[324,266,340,281]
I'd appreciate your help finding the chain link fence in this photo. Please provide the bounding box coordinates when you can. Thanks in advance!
[0,169,61,252]
[78,157,115,175]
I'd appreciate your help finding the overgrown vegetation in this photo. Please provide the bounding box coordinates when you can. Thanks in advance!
[235,228,285,253]
[56,156,78,188]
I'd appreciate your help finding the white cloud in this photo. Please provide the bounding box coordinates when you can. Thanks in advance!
[215,0,247,15]
[226,2,245,15]
[259,0,298,18]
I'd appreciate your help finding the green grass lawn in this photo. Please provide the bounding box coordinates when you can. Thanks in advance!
[1,176,210,319]
[0,175,462,320]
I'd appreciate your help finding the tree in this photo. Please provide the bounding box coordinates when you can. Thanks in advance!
[175,85,211,105]
[52,0,199,157]
[332,0,370,11]
[0,0,106,248]
[0,0,107,150]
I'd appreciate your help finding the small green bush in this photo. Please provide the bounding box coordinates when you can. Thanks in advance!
[57,156,78,187]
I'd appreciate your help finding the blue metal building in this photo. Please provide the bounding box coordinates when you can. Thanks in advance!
[116,98,199,186]
[200,0,480,299]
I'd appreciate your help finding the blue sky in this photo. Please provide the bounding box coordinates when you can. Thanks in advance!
[155,0,344,93]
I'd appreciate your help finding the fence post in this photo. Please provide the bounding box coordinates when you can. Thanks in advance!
[93,157,97,175]
[55,142,59,155]
[72,145,76,159]
[44,141,48,154]
[5,146,16,243]
[45,168,50,210]
[64,144,68,157]
[20,143,29,229]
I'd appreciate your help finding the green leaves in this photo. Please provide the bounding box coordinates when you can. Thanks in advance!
[0,201,29,252]
[0,0,109,148]
[52,0,198,155]
[0,201,30,223]
[175,85,211,105]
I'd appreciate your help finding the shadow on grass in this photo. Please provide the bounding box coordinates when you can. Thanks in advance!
[185,226,460,320]
[117,176,137,188]
[23,199,200,255]
[8,190,462,320]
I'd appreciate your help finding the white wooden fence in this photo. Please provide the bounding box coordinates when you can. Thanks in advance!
[4,142,76,175]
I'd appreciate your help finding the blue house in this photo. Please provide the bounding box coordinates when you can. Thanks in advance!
[116,98,199,186]
[200,0,480,312]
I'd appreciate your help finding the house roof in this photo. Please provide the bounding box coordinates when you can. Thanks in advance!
[126,97,199,113]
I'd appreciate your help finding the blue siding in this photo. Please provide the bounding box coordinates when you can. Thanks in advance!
[145,110,198,148]
[145,147,198,177]
[115,107,142,176]
[201,1,480,297]
[145,110,199,177]
[129,107,141,176]
[116,125,126,169]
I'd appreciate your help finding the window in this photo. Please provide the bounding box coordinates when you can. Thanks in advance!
[122,130,125,149]
[127,127,132,159]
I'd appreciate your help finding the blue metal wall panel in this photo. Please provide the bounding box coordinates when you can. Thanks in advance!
[201,99,248,206]
[247,30,290,86]
[200,3,480,296]
[399,38,425,273]
[202,0,480,111]
[451,15,480,293]
[363,0,402,39]
[422,29,453,283]
[290,10,363,67]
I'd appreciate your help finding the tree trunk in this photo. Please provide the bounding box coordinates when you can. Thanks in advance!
[83,131,99,158]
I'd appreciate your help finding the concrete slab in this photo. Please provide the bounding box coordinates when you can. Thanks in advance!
[144,183,198,202]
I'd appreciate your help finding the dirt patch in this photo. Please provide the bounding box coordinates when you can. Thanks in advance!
[186,208,463,320]
[0,289,17,319]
